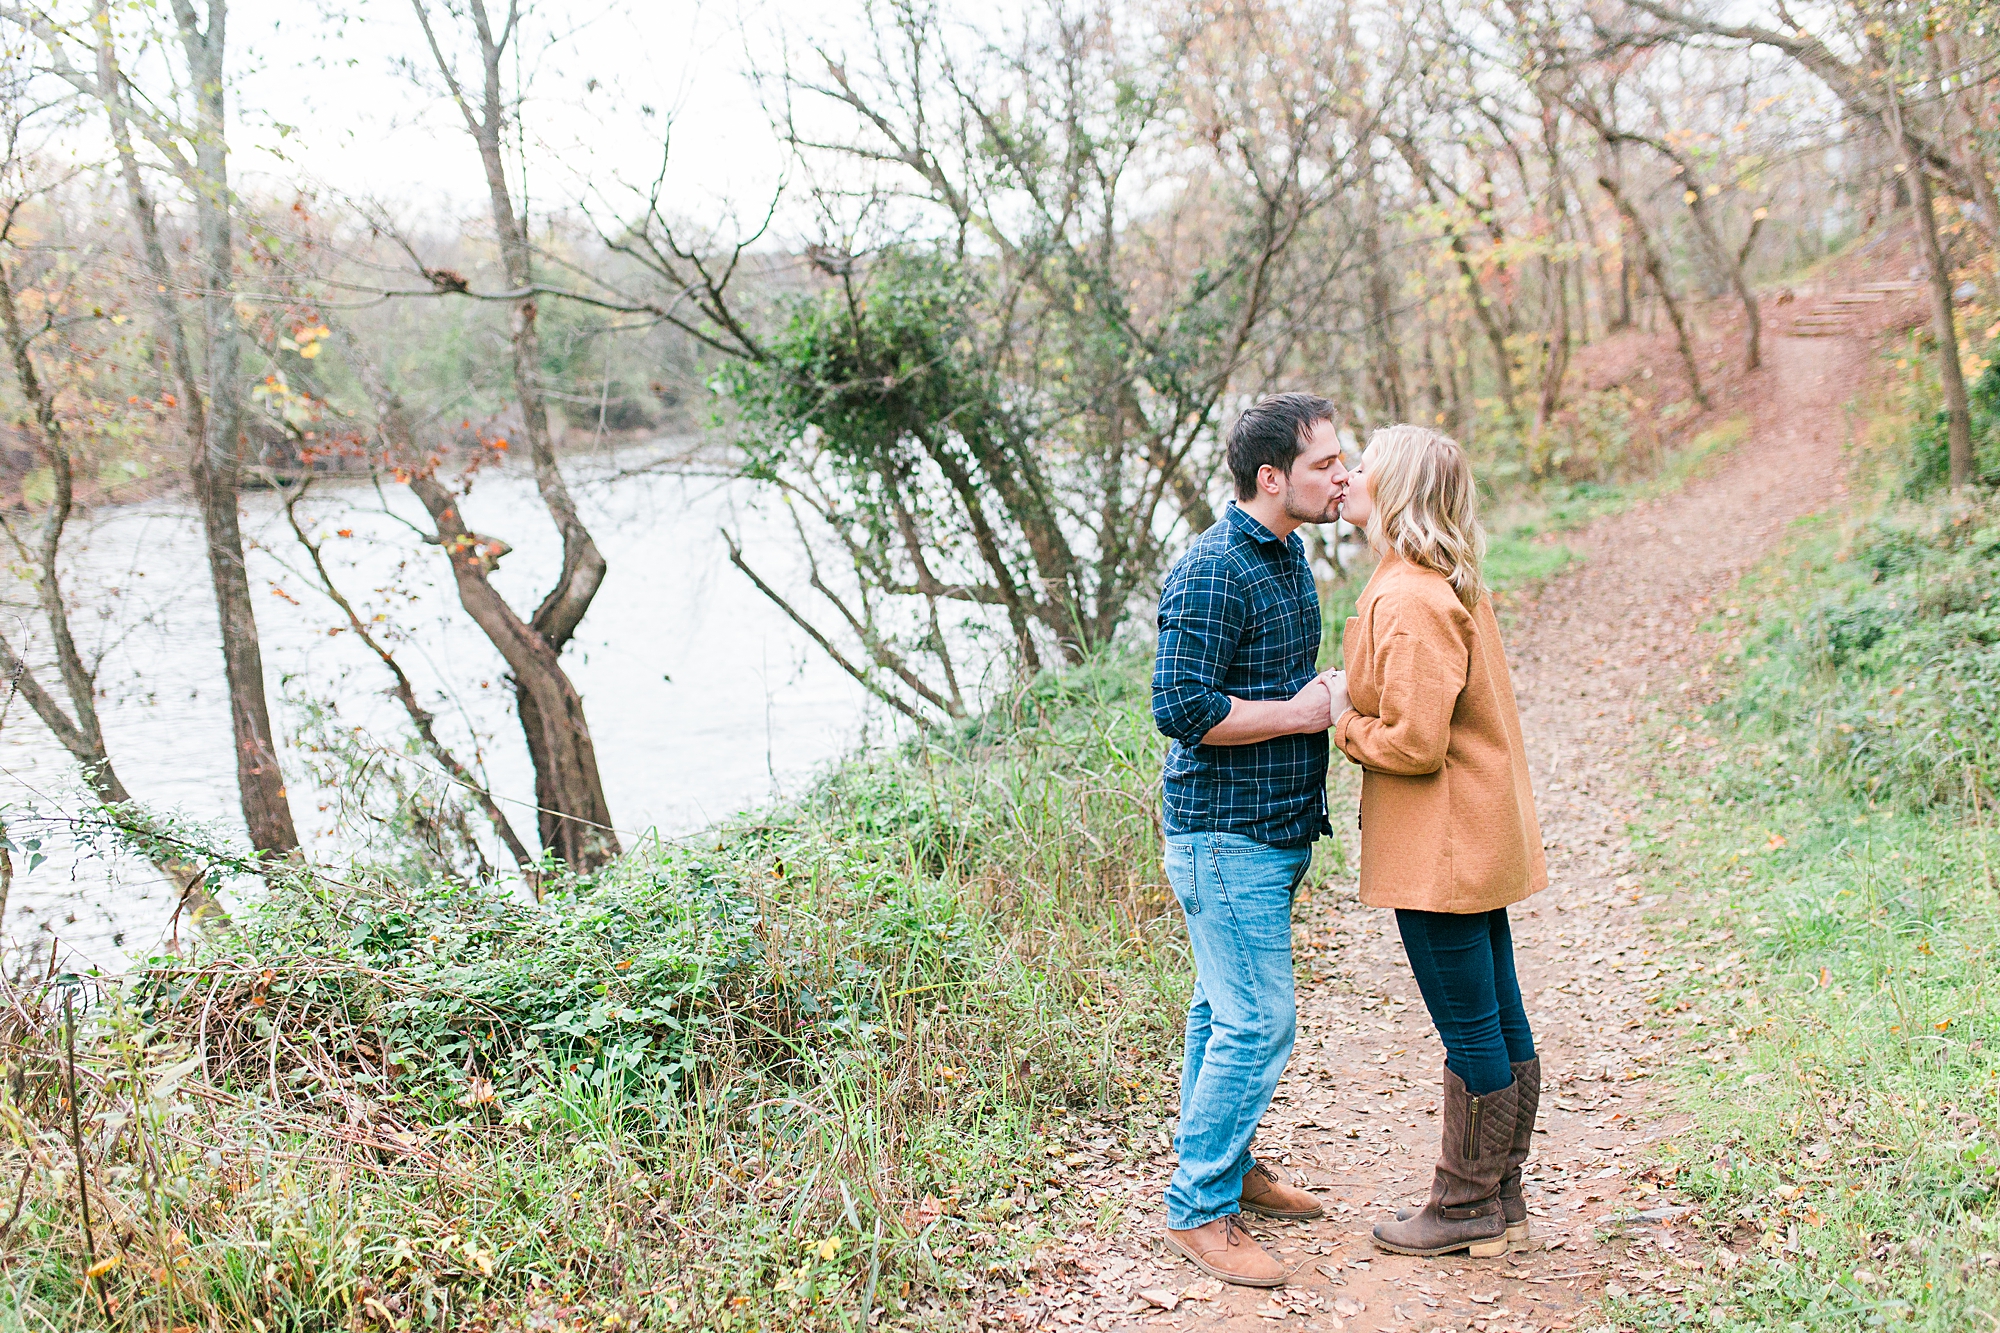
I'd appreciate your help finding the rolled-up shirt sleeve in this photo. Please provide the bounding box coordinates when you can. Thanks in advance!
[1152,556,1245,745]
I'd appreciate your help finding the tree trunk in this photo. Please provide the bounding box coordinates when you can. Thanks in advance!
[411,0,620,870]
[1359,172,1408,421]
[1902,144,1976,488]
[408,473,619,869]
[1599,175,1709,409]
[1535,264,1572,441]
[1675,171,1762,371]
[169,2,298,859]
[1533,103,1574,441]
[0,248,225,923]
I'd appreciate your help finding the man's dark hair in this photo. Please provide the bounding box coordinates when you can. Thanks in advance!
[1226,392,1339,500]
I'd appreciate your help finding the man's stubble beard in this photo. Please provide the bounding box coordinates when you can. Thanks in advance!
[1283,482,1341,526]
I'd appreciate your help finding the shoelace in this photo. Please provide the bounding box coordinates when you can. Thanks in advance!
[1218,1214,1253,1246]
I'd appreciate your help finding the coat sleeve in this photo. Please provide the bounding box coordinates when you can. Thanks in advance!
[1152,555,1245,745]
[1334,602,1470,775]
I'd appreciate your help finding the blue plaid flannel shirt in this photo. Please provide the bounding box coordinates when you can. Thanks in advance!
[1152,504,1331,849]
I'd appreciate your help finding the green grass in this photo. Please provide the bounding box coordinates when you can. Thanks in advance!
[0,658,1221,1332]
[1612,401,2000,1331]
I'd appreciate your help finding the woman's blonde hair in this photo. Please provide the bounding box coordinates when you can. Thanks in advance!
[1362,424,1487,610]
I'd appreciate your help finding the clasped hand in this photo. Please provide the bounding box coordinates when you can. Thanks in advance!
[1290,668,1351,733]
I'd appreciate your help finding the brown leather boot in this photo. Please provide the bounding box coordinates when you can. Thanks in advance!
[1371,1069,1515,1258]
[1241,1161,1324,1220]
[1402,1058,1542,1245]
[1499,1057,1541,1250]
[1165,1214,1289,1287]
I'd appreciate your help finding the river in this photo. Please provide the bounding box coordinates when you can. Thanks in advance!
[1,439,880,973]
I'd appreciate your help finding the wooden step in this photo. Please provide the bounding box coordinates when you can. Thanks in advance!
[1793,315,1854,327]
[1828,291,1887,304]
[1790,325,1853,337]
[1858,281,1923,292]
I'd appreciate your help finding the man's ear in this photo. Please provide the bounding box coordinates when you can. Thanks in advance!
[1257,463,1283,496]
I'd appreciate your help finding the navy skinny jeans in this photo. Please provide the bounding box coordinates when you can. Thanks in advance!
[1394,908,1536,1096]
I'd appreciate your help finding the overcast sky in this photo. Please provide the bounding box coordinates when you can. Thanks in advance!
[226,0,829,231]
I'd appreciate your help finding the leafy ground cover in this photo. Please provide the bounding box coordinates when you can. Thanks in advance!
[1613,390,2000,1332]
[2,660,1218,1332]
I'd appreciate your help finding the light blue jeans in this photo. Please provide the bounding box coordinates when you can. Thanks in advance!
[1163,830,1313,1230]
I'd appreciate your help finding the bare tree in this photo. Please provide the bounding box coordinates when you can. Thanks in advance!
[3,0,302,860]
[700,0,1365,718]
[401,0,619,870]
[0,188,223,922]
[277,484,539,884]
[1598,171,1709,408]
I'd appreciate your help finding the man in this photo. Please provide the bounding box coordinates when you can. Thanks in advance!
[1151,392,1349,1288]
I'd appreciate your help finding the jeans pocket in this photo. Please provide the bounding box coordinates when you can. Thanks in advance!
[1164,838,1200,915]
[1208,841,1311,948]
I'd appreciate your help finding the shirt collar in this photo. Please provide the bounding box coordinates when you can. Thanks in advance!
[1225,502,1289,547]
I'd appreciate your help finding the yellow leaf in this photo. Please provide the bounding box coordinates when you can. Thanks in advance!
[299,342,322,359]
[815,1236,840,1261]
[1683,190,1699,205]
[86,1253,122,1278]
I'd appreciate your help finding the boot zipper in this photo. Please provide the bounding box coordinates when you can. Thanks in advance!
[1466,1096,1482,1157]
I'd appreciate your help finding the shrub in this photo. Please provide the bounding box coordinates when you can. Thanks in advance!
[1719,498,2000,812]
[1906,361,2000,494]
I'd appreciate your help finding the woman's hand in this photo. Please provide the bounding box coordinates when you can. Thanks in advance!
[1324,669,1352,719]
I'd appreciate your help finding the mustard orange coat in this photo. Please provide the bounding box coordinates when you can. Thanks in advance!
[1333,553,1547,913]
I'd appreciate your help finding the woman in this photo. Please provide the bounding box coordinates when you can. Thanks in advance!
[1326,424,1546,1259]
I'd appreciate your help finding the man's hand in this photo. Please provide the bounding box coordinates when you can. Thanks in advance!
[1290,674,1334,733]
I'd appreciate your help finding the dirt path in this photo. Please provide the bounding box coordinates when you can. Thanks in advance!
[971,328,1877,1332]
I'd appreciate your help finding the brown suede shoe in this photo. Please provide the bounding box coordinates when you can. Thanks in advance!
[1165,1214,1289,1287]
[1499,1056,1541,1250]
[1241,1161,1324,1220]
[1372,1068,1515,1259]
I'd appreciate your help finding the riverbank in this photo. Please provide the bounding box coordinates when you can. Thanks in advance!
[0,443,870,973]
[2,657,1194,1330]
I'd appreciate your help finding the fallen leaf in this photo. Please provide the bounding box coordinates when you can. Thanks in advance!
[1606,1281,1631,1300]
[1333,1296,1364,1317]
[1137,1288,1180,1311]
[1469,1291,1496,1305]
